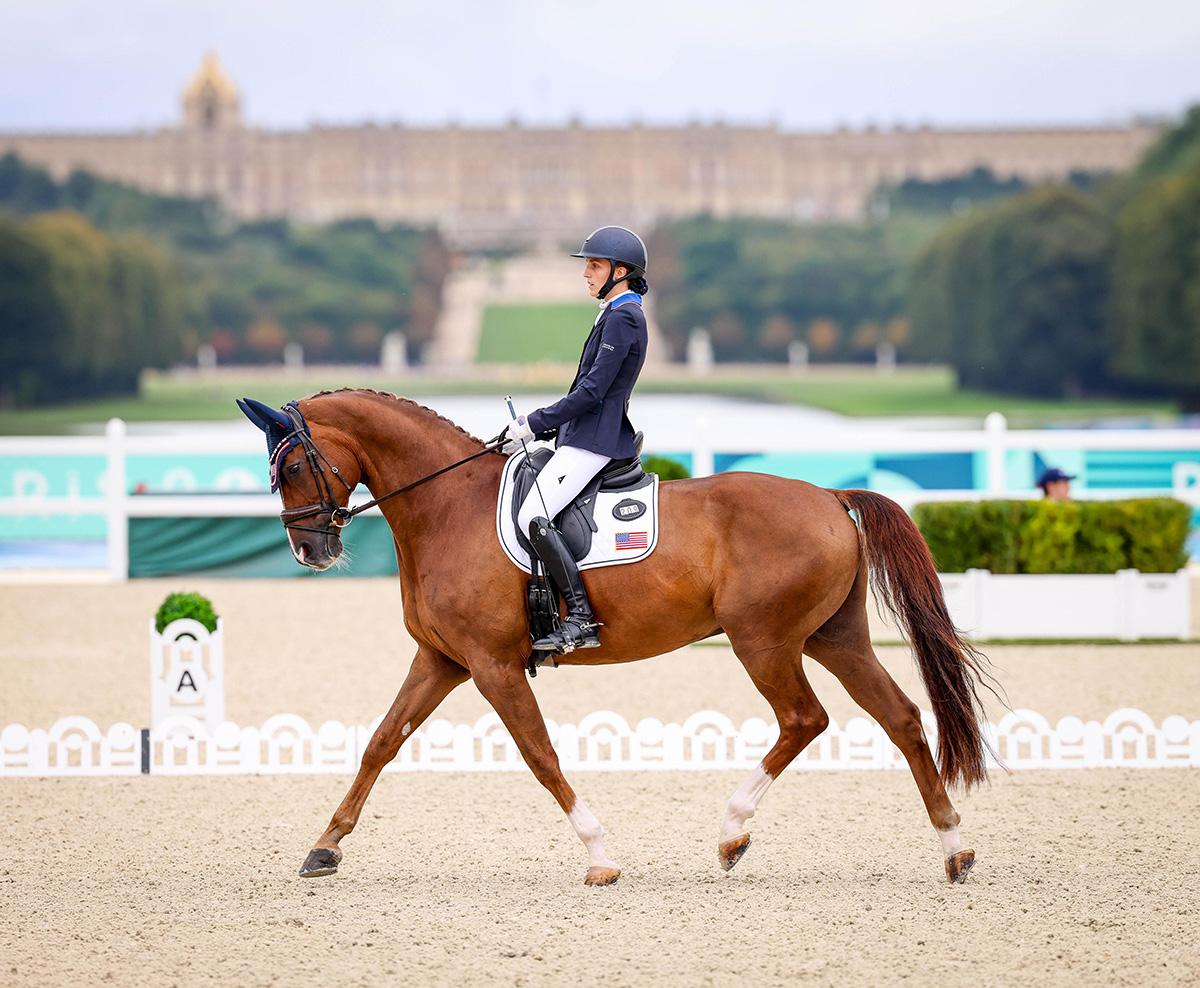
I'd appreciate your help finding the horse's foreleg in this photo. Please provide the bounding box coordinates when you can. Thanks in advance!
[719,640,829,871]
[300,644,468,878]
[469,657,620,886]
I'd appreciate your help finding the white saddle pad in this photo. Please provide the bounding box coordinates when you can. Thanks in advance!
[495,446,661,574]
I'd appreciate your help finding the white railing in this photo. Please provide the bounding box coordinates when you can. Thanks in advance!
[2,708,1198,777]
[3,413,1200,580]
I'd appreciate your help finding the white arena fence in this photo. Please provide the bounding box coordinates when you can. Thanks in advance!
[3,707,1198,777]
[5,412,1200,581]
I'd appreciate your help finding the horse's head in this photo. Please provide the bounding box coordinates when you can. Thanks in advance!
[237,397,361,571]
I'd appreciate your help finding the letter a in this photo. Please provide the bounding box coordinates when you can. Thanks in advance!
[177,670,198,692]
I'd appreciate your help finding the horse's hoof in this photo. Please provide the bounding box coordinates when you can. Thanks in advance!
[584,866,621,886]
[299,846,342,878]
[718,833,752,872]
[945,848,975,884]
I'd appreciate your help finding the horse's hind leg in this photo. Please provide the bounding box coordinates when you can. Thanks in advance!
[300,644,468,878]
[806,588,975,883]
[718,637,830,872]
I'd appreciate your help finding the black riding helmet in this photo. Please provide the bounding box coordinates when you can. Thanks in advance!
[571,225,649,299]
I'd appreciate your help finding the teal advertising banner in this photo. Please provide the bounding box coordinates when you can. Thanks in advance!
[5,439,1200,576]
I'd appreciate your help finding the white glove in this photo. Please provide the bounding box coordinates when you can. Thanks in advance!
[508,414,534,443]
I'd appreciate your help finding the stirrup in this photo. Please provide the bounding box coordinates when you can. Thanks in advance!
[532,618,600,654]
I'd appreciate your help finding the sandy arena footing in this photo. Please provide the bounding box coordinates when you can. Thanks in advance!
[2,581,1199,987]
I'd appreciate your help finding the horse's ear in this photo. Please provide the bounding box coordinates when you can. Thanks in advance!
[237,397,291,433]
[236,398,269,433]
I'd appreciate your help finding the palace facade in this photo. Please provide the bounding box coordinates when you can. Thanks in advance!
[0,54,1161,248]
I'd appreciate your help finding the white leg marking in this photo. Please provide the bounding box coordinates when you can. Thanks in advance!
[938,826,965,858]
[401,722,411,737]
[721,763,775,842]
[567,799,618,870]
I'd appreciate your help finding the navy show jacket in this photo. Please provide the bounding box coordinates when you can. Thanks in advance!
[526,293,648,459]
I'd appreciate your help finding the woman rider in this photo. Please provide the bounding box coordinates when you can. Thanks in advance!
[503,226,650,655]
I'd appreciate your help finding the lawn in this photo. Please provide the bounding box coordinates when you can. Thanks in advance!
[476,303,598,363]
[0,364,1177,435]
[639,367,1178,422]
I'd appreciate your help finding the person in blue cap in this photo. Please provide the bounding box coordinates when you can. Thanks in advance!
[502,226,650,654]
[1037,467,1075,502]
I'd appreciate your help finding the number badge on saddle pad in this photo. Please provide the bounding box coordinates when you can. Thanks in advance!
[613,498,646,521]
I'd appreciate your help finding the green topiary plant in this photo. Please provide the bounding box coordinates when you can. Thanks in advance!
[642,455,691,481]
[155,591,219,635]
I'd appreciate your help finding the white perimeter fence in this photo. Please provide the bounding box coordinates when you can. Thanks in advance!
[5,412,1200,581]
[3,707,1199,777]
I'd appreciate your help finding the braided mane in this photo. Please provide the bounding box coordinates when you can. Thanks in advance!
[304,387,499,450]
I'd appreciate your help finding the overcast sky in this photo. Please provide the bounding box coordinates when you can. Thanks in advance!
[2,0,1198,133]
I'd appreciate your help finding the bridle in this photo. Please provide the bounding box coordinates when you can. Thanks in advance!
[275,405,357,537]
[275,404,505,537]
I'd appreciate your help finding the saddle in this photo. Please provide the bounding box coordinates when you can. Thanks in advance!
[510,432,648,561]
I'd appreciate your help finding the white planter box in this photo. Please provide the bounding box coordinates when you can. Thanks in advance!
[938,569,1191,641]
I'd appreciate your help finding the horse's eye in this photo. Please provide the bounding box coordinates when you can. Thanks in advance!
[286,463,302,476]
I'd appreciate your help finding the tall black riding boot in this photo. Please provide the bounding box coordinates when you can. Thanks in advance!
[528,517,601,653]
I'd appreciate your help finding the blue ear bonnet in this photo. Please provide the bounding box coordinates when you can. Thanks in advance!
[236,398,309,492]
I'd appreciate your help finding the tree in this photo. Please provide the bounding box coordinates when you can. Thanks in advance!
[882,166,1027,215]
[0,211,186,404]
[806,318,841,355]
[851,320,882,356]
[653,216,907,363]
[0,154,450,372]
[908,186,1112,396]
[1109,167,1200,405]
[757,313,797,357]
[1131,105,1200,184]
[26,211,120,380]
[109,233,187,373]
[0,217,63,405]
[245,317,287,358]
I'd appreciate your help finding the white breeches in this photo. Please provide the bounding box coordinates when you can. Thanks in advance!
[517,445,611,537]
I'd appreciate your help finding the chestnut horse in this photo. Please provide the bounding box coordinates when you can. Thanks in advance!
[251,388,993,886]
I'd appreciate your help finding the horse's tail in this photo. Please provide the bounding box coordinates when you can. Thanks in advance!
[833,488,996,790]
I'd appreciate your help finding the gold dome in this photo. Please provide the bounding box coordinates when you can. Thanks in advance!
[183,52,240,102]
[181,52,242,130]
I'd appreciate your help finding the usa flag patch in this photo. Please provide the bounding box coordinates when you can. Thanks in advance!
[615,531,649,550]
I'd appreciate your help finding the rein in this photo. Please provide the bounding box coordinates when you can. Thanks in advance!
[278,404,504,534]
[334,442,503,525]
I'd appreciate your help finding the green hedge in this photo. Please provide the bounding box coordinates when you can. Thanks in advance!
[642,455,691,480]
[913,498,1191,574]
